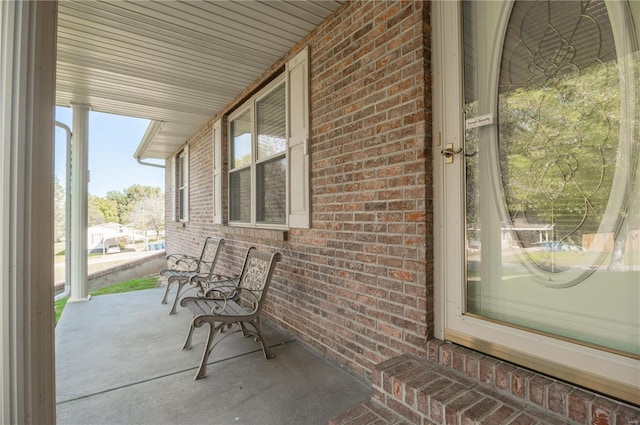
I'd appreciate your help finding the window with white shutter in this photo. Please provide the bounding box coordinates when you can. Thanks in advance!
[225,46,310,229]
[174,147,189,222]
[213,120,223,224]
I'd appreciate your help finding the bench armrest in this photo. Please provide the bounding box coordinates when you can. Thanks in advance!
[188,274,239,294]
[199,275,239,290]
[182,284,261,315]
[202,283,240,301]
[165,254,202,272]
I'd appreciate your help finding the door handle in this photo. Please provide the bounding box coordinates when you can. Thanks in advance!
[440,143,463,164]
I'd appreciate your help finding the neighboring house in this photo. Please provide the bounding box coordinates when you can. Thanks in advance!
[87,223,149,253]
[2,1,639,423]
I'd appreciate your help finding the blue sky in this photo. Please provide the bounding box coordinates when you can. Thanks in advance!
[55,107,165,197]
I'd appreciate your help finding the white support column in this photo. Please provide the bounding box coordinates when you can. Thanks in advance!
[69,103,91,302]
[0,1,58,423]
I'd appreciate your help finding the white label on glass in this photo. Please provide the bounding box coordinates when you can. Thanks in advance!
[466,114,494,129]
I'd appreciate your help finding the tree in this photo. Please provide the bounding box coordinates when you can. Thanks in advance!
[87,195,106,227]
[498,60,620,244]
[124,184,161,200]
[107,184,162,224]
[127,194,165,239]
[87,195,119,226]
[493,54,639,272]
[94,197,119,223]
[105,190,128,224]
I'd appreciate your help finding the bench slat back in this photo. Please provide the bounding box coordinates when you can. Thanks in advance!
[236,248,282,311]
[198,237,223,277]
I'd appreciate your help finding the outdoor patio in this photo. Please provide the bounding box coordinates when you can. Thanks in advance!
[55,287,370,425]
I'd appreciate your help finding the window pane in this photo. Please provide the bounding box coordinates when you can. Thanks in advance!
[178,154,187,187]
[257,156,286,224]
[257,83,286,160]
[176,151,187,221]
[229,168,251,222]
[178,188,186,221]
[231,110,251,169]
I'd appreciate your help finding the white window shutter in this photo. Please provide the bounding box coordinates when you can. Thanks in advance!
[182,145,190,222]
[287,46,310,228]
[212,120,223,224]
[172,155,177,221]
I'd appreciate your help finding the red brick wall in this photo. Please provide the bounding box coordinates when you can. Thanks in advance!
[165,124,225,258]
[165,0,431,380]
[302,0,431,376]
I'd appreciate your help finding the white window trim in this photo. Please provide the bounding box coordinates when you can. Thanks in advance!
[213,119,223,224]
[254,79,287,227]
[174,146,189,222]
[228,100,258,227]
[228,76,289,229]
[432,0,639,404]
[225,47,310,230]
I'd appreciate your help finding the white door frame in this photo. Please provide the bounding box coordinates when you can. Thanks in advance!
[431,0,640,405]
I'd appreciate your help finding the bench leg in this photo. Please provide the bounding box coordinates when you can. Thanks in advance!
[168,279,188,315]
[246,317,275,360]
[182,321,196,351]
[240,322,251,337]
[160,279,172,305]
[195,322,221,380]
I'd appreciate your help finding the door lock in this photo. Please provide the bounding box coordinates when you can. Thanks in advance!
[440,143,463,164]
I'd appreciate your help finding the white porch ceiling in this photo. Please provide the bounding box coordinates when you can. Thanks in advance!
[56,0,343,160]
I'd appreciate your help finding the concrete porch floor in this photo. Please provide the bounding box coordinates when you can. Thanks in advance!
[55,287,370,425]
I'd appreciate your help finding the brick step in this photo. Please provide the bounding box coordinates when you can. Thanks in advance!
[328,399,418,425]
[330,353,639,425]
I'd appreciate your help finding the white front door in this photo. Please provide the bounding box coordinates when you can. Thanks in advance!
[433,0,640,404]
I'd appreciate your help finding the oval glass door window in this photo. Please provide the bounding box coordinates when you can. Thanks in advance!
[464,0,639,355]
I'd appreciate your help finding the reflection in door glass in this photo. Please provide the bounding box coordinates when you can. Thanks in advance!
[464,0,639,356]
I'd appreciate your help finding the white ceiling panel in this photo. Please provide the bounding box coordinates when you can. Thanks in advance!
[56,0,343,160]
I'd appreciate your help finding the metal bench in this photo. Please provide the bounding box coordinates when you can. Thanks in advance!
[180,247,282,380]
[159,237,227,314]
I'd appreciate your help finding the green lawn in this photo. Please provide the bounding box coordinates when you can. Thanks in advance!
[55,276,160,324]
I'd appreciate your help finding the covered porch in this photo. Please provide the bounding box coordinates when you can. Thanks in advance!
[52,3,369,421]
[55,287,370,425]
